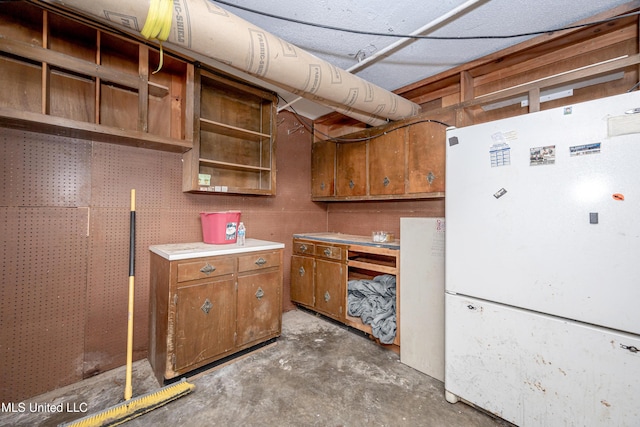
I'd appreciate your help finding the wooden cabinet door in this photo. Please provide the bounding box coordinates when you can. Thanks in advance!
[290,255,315,307]
[336,141,367,196]
[236,269,282,347]
[369,130,405,195]
[315,259,344,321]
[174,278,236,371]
[311,140,336,197]
[407,121,446,194]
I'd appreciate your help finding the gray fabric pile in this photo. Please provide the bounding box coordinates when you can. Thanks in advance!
[347,274,396,344]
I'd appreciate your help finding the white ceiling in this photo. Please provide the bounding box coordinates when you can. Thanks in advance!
[207,0,634,120]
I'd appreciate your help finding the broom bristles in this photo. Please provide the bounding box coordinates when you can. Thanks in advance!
[58,379,195,427]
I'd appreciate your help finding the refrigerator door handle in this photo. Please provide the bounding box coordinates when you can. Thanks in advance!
[620,344,639,353]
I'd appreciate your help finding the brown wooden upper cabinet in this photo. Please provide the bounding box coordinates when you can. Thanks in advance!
[369,130,406,196]
[407,121,446,195]
[312,119,446,201]
[311,141,336,198]
[336,140,367,197]
[0,2,193,153]
[182,68,277,195]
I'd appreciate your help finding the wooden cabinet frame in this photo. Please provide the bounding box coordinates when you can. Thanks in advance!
[149,248,283,384]
[0,2,194,153]
[290,238,346,322]
[312,119,446,201]
[182,68,277,195]
[291,234,400,347]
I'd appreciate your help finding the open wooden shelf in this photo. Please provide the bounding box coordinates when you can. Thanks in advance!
[0,2,193,152]
[183,68,277,195]
[199,117,271,141]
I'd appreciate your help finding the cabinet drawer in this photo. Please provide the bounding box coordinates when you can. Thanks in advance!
[177,257,235,282]
[238,251,281,273]
[316,244,343,260]
[293,241,315,255]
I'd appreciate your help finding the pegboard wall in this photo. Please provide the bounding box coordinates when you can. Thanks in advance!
[0,206,88,403]
[0,111,442,402]
[0,113,326,402]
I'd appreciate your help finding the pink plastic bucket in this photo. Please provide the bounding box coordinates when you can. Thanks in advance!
[200,211,241,244]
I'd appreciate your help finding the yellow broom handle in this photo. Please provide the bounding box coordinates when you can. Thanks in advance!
[125,189,136,401]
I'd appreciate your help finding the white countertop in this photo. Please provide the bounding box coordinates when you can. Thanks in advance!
[149,239,285,261]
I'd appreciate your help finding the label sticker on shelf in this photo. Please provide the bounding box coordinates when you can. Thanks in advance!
[198,173,211,186]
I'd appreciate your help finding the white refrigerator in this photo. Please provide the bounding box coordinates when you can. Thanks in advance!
[445,92,640,426]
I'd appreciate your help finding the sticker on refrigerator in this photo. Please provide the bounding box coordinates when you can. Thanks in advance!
[493,188,507,199]
[490,143,511,167]
[530,145,555,166]
[570,142,601,157]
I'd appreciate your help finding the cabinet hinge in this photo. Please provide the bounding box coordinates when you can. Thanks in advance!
[173,294,178,305]
[171,354,176,368]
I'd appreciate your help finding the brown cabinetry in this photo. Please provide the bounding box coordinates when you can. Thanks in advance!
[369,131,406,196]
[236,251,282,347]
[149,241,283,383]
[291,234,400,347]
[311,118,446,201]
[290,238,346,322]
[407,121,446,194]
[183,68,277,195]
[0,2,193,153]
[336,141,367,197]
[311,141,336,197]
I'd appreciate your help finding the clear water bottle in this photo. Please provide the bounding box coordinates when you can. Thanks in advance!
[237,222,246,246]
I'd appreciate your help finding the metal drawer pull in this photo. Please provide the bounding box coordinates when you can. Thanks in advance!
[383,176,390,187]
[255,287,265,299]
[349,180,355,189]
[300,244,307,252]
[324,248,331,257]
[324,291,331,302]
[200,263,216,275]
[298,266,305,276]
[201,298,213,314]
[255,257,267,266]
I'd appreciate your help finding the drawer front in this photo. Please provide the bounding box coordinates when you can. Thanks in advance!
[316,244,343,260]
[293,241,315,255]
[238,251,281,273]
[177,257,235,282]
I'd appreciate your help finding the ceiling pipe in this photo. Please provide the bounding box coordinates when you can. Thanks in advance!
[348,0,487,73]
[279,0,487,116]
[37,0,421,126]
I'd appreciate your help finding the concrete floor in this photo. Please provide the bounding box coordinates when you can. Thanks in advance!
[2,309,512,427]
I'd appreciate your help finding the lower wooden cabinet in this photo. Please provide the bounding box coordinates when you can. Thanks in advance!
[314,258,345,320]
[236,268,282,347]
[290,239,346,322]
[291,234,401,347]
[149,241,283,383]
[290,254,314,307]
[174,277,236,372]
